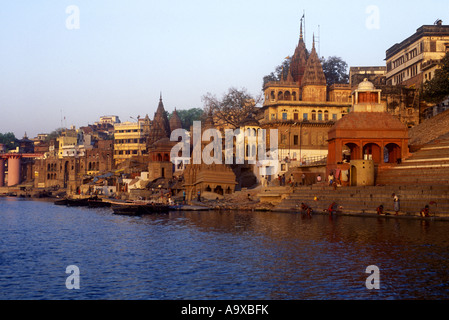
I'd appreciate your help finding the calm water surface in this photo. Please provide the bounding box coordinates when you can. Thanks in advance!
[1,197,448,300]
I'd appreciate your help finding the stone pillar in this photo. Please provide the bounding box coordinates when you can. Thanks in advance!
[0,158,5,187]
[7,155,21,186]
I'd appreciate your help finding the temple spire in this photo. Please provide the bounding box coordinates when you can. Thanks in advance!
[300,18,303,41]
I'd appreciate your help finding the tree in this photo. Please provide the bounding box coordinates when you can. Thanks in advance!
[169,108,204,130]
[202,87,262,129]
[320,56,349,85]
[262,57,292,88]
[421,52,449,104]
[0,132,17,151]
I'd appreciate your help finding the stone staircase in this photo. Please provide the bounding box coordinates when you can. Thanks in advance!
[376,133,449,186]
[273,184,449,216]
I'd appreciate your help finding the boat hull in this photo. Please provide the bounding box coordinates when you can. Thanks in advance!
[112,204,169,216]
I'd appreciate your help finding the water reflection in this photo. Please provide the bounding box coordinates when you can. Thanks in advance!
[1,198,449,300]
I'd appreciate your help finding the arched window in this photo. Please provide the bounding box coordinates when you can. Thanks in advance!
[311,110,317,121]
[278,91,284,101]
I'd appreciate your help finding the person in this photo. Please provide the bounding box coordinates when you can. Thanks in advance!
[392,193,400,215]
[316,174,322,183]
[290,174,295,187]
[328,173,334,186]
[327,202,337,215]
[299,202,312,215]
[420,205,430,217]
[182,190,186,203]
[300,203,313,216]
[376,205,384,215]
[197,190,201,202]
[301,173,306,185]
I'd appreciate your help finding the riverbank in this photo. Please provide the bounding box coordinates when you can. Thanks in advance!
[3,183,449,220]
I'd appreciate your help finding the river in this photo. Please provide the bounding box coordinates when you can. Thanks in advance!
[1,197,448,300]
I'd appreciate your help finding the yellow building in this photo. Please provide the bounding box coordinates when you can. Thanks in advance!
[113,121,147,164]
[57,128,78,159]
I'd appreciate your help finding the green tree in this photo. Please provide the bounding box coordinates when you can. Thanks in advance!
[421,52,449,104]
[320,56,349,85]
[0,132,17,151]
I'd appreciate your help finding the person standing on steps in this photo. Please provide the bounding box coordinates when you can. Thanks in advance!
[392,193,400,215]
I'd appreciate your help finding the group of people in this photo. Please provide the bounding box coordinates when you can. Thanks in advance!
[299,202,313,216]
[376,194,433,217]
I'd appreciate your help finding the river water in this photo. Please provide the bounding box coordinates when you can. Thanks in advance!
[1,197,448,300]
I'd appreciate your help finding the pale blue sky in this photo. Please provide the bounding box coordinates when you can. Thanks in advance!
[1,0,448,138]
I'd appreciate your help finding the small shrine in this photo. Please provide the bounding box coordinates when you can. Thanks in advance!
[327,79,409,186]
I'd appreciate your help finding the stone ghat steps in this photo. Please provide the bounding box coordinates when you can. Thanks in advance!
[376,169,449,185]
[376,137,449,185]
[273,186,449,215]
[376,166,449,185]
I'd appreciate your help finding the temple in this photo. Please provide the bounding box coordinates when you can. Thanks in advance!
[327,78,410,186]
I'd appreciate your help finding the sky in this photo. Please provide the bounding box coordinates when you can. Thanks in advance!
[1,0,449,138]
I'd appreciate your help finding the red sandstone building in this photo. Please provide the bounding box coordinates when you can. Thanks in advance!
[327,79,410,186]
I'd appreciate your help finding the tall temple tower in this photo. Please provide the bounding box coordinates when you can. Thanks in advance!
[288,20,309,86]
[148,94,171,146]
[301,35,327,102]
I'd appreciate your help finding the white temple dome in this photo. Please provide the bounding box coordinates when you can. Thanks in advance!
[358,78,375,91]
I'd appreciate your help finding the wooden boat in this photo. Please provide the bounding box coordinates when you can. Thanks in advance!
[111,200,169,216]
[54,198,69,206]
[87,199,111,208]
[54,196,99,207]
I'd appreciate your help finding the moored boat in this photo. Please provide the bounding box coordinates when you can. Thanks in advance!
[87,198,111,208]
[111,201,169,216]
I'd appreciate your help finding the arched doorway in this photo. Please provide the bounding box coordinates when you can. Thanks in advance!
[64,161,69,188]
[363,143,381,163]
[344,143,361,161]
[384,143,401,164]
[214,185,224,195]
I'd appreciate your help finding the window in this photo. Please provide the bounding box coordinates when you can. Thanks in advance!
[282,113,288,120]
[293,135,299,146]
[311,110,317,121]
[318,111,323,121]
[303,113,308,120]
[324,111,329,121]
[294,113,299,120]
[332,114,337,120]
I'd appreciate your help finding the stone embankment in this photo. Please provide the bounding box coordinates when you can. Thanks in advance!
[199,187,275,211]
[272,184,449,219]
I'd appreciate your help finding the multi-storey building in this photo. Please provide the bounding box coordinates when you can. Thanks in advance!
[113,121,147,165]
[385,21,449,88]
